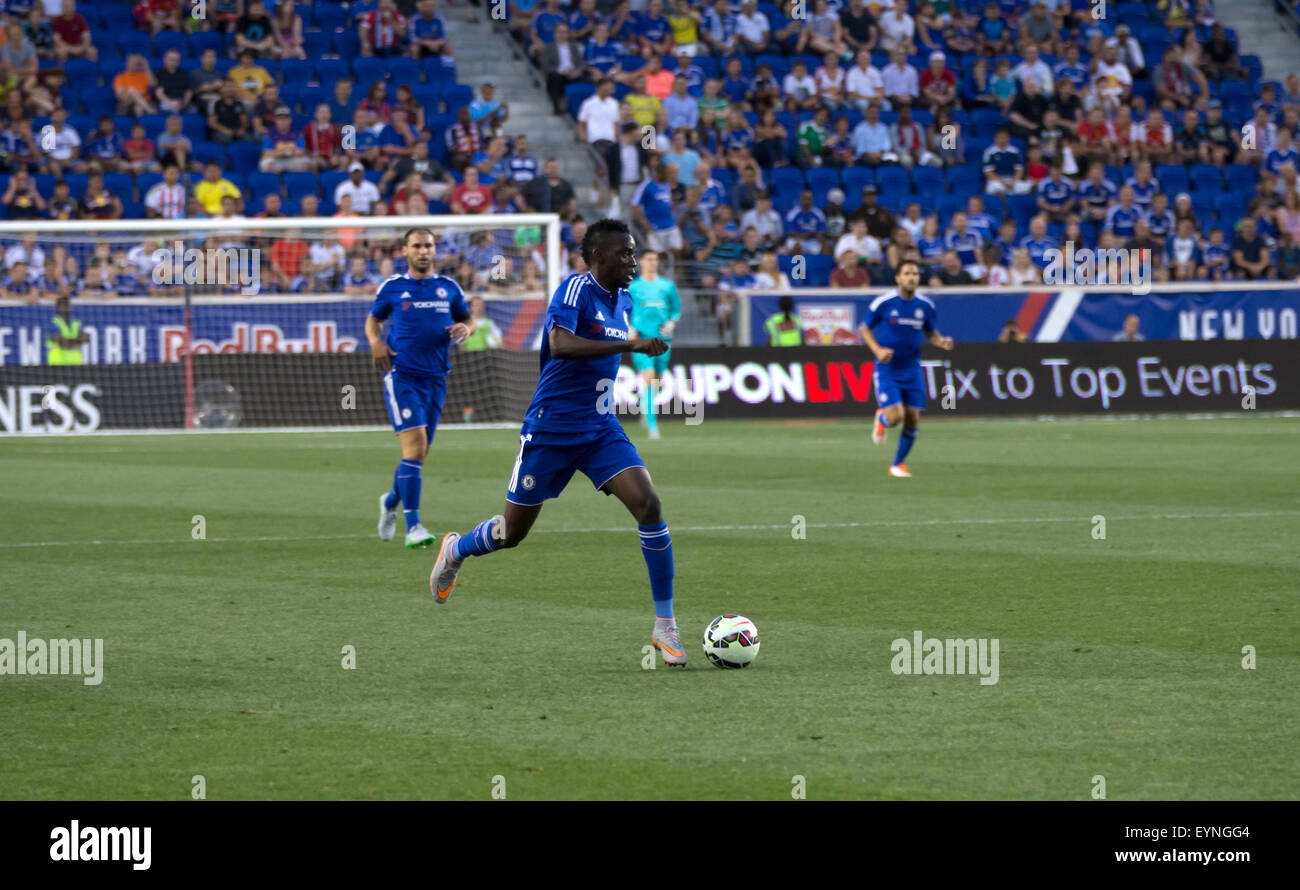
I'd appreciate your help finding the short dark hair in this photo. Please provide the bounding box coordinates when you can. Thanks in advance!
[581,218,631,265]
[403,227,435,245]
[896,259,921,276]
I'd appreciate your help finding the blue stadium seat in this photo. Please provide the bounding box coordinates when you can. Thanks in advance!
[441,84,473,111]
[842,166,875,196]
[248,172,283,199]
[1156,165,1188,195]
[80,87,116,115]
[189,31,225,58]
[62,173,89,197]
[227,142,262,174]
[1224,164,1258,194]
[565,82,595,118]
[1189,163,1224,191]
[285,171,320,199]
[321,170,349,198]
[317,58,350,84]
[351,55,384,85]
[423,56,457,82]
[936,194,966,222]
[137,171,162,196]
[97,7,136,33]
[332,30,359,58]
[138,114,168,140]
[912,166,945,194]
[1005,194,1037,229]
[103,173,134,198]
[65,58,100,87]
[1190,191,1216,213]
[875,188,910,213]
[303,29,331,58]
[770,167,805,198]
[100,58,125,83]
[412,85,441,113]
[1213,191,1246,218]
[117,31,152,59]
[875,166,910,193]
[946,165,981,195]
[315,4,346,31]
[280,59,315,85]
[193,141,227,167]
[387,57,421,86]
[153,30,187,58]
[806,167,840,202]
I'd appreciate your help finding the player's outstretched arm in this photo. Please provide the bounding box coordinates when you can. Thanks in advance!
[927,330,955,350]
[549,326,667,360]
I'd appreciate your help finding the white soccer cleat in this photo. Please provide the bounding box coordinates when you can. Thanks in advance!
[378,493,399,542]
[888,464,912,478]
[430,532,462,604]
[404,524,436,549]
[648,427,661,440]
[872,410,888,445]
[652,622,687,666]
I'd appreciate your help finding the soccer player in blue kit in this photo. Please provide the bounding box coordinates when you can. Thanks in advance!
[368,228,475,548]
[429,220,689,665]
[859,260,954,478]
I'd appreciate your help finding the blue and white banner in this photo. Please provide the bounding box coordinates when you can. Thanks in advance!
[748,287,1300,346]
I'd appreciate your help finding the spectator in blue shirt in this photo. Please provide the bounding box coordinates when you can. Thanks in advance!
[1036,162,1075,222]
[528,0,568,57]
[1104,185,1144,245]
[637,0,674,55]
[83,116,127,173]
[410,0,451,60]
[663,75,699,130]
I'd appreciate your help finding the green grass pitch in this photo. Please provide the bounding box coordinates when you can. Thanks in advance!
[1,417,1297,800]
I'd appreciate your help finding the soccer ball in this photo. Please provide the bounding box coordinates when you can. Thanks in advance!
[703,615,760,668]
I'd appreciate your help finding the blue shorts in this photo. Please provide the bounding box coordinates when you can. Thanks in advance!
[874,362,927,410]
[382,370,447,435]
[506,420,645,506]
[631,346,671,374]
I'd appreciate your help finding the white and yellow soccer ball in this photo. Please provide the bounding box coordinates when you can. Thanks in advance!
[703,614,760,668]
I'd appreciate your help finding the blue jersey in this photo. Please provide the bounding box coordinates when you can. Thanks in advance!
[526,272,634,432]
[944,229,982,265]
[864,290,937,369]
[1124,177,1159,208]
[1020,235,1059,268]
[369,273,470,378]
[633,178,676,231]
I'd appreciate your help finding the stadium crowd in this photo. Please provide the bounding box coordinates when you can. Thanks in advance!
[0,0,1299,304]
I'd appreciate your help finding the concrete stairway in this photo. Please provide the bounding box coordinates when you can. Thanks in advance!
[440,6,605,217]
[1213,0,1300,81]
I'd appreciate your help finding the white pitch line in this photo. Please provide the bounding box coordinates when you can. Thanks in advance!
[3,511,1298,549]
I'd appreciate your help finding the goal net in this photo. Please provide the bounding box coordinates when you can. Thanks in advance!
[0,213,561,434]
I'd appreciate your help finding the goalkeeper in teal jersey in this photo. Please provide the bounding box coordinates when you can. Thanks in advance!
[626,250,681,439]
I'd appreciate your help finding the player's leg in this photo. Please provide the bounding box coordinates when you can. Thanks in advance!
[397,376,447,547]
[631,350,658,435]
[393,425,436,546]
[378,370,433,545]
[889,406,922,476]
[603,465,684,666]
[431,427,574,603]
[873,367,907,445]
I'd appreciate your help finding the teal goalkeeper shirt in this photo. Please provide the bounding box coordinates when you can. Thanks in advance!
[627,275,681,339]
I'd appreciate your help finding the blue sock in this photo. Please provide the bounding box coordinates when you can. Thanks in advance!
[894,428,917,466]
[384,465,401,511]
[453,516,501,561]
[396,458,422,530]
[643,384,658,431]
[877,411,892,428]
[638,522,674,619]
